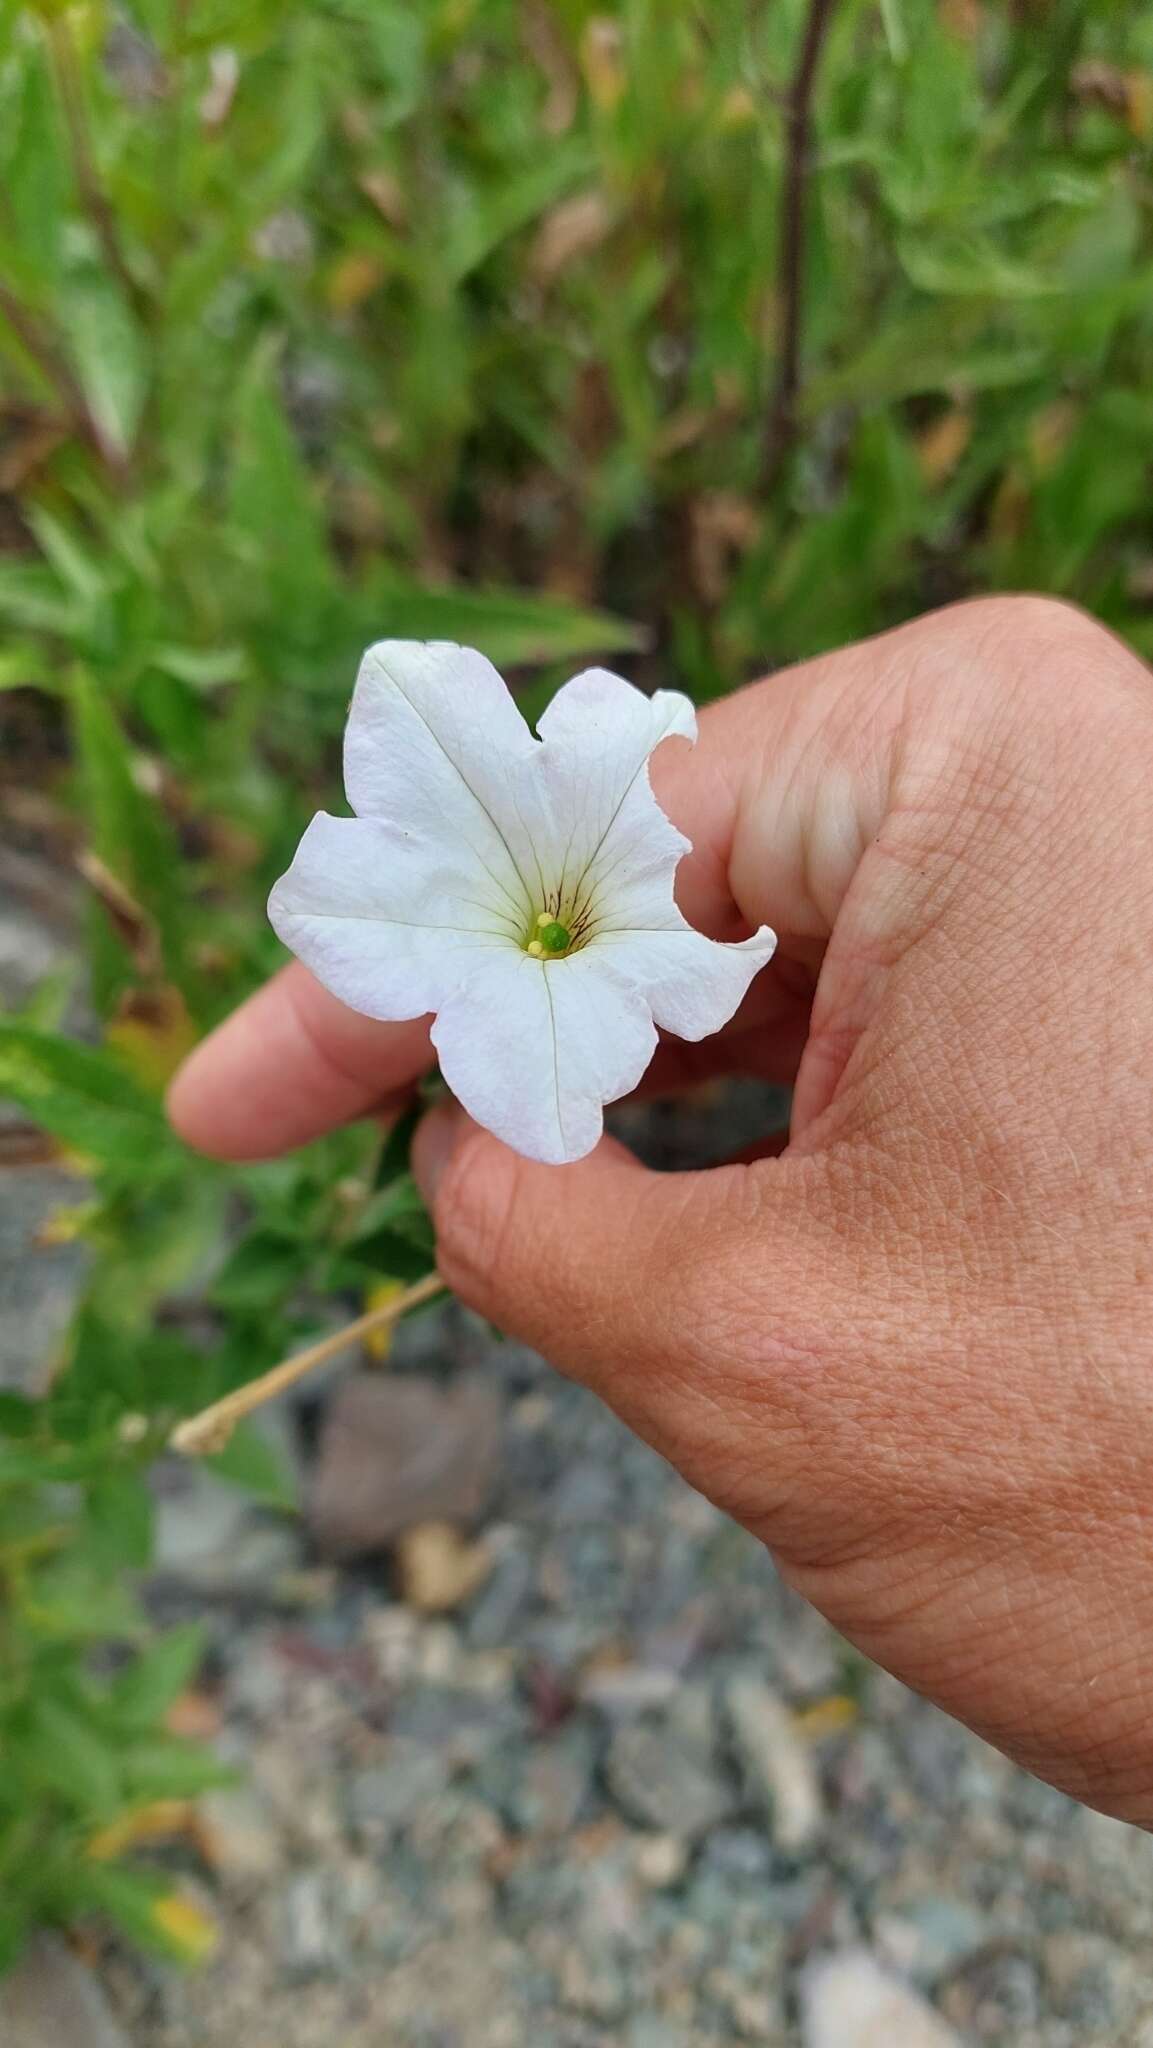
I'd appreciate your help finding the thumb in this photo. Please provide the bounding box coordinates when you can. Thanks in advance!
[412,1101,866,1522]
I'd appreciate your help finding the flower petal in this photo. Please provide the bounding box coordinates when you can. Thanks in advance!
[533,668,696,904]
[430,948,658,1166]
[590,922,777,1041]
[345,642,543,926]
[269,813,519,1022]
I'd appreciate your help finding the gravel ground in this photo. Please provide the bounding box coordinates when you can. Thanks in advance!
[98,1301,1153,2048]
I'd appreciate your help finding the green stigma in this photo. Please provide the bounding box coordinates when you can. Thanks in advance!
[537,918,571,955]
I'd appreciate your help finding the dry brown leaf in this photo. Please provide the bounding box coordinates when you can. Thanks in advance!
[690,491,761,604]
[87,1800,195,1861]
[1028,398,1078,473]
[522,0,579,136]
[106,984,197,1090]
[199,47,239,127]
[0,407,67,492]
[938,0,983,34]
[327,249,385,313]
[165,1690,224,1741]
[76,848,161,977]
[793,1694,859,1743]
[396,1520,492,1614]
[529,190,613,286]
[358,168,408,229]
[1071,59,1153,135]
[0,1121,62,1168]
[580,18,625,112]
[916,407,972,484]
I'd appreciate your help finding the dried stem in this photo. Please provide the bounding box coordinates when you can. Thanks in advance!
[762,0,840,493]
[45,12,146,318]
[170,1272,445,1458]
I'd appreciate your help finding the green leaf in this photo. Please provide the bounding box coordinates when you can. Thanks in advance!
[20,1698,121,1817]
[206,1420,298,1512]
[211,1228,303,1313]
[0,1022,172,1167]
[120,1736,234,1802]
[108,1623,207,1732]
[70,666,189,1003]
[0,645,56,691]
[85,1468,154,1571]
[367,581,645,668]
[62,266,149,459]
[0,1392,37,1438]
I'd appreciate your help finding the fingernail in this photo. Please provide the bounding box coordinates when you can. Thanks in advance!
[413,1099,465,1201]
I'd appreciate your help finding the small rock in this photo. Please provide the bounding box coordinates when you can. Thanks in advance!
[308,1372,502,1558]
[607,1721,733,1839]
[938,1948,1042,2035]
[0,1165,90,1395]
[516,1732,595,1836]
[347,1740,451,1843]
[276,1870,347,1978]
[579,1661,680,1718]
[197,1785,281,1889]
[465,1533,535,1648]
[0,1933,129,2048]
[1044,1929,1137,2032]
[634,1832,690,1889]
[707,1966,782,2041]
[225,1638,293,1720]
[558,1946,630,2020]
[152,1459,301,1589]
[726,1674,823,1852]
[362,1603,423,1683]
[698,1826,776,1883]
[397,1521,492,1614]
[801,1950,964,2048]
[388,1681,524,1763]
[625,2021,692,2048]
[875,1897,990,1988]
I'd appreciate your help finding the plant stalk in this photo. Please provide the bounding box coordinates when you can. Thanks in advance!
[170,1272,445,1457]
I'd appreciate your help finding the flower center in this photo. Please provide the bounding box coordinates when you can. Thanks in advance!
[526,911,574,960]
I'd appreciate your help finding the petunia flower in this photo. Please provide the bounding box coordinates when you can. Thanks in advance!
[269,642,776,1165]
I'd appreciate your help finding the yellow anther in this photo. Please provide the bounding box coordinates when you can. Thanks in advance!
[527,939,545,958]
[536,912,553,929]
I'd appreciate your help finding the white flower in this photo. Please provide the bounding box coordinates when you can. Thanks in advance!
[269,642,776,1165]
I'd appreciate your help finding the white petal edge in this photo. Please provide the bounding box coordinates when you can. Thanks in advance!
[430,947,659,1166]
[590,922,778,1040]
[268,812,521,1023]
[344,641,542,923]
[532,668,696,895]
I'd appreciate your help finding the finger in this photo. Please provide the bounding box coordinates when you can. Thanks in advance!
[412,1100,714,1383]
[167,962,433,1159]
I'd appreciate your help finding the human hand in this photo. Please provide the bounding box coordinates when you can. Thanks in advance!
[170,597,1153,1824]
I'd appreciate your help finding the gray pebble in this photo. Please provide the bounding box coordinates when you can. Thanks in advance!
[608,1721,733,1839]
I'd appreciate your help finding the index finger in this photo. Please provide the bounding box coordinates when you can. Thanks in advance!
[166,961,433,1159]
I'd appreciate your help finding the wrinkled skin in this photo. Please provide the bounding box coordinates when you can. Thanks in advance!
[170,597,1153,1825]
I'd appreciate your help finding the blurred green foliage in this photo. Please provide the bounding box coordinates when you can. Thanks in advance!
[0,0,1151,1967]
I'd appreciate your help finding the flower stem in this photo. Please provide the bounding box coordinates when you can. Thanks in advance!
[170,1272,445,1457]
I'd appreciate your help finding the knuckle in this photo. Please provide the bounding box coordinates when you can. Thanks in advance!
[953,593,1144,719]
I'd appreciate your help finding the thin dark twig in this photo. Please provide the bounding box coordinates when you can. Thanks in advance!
[45,12,147,318]
[0,281,132,482]
[0,284,96,441]
[762,0,840,493]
